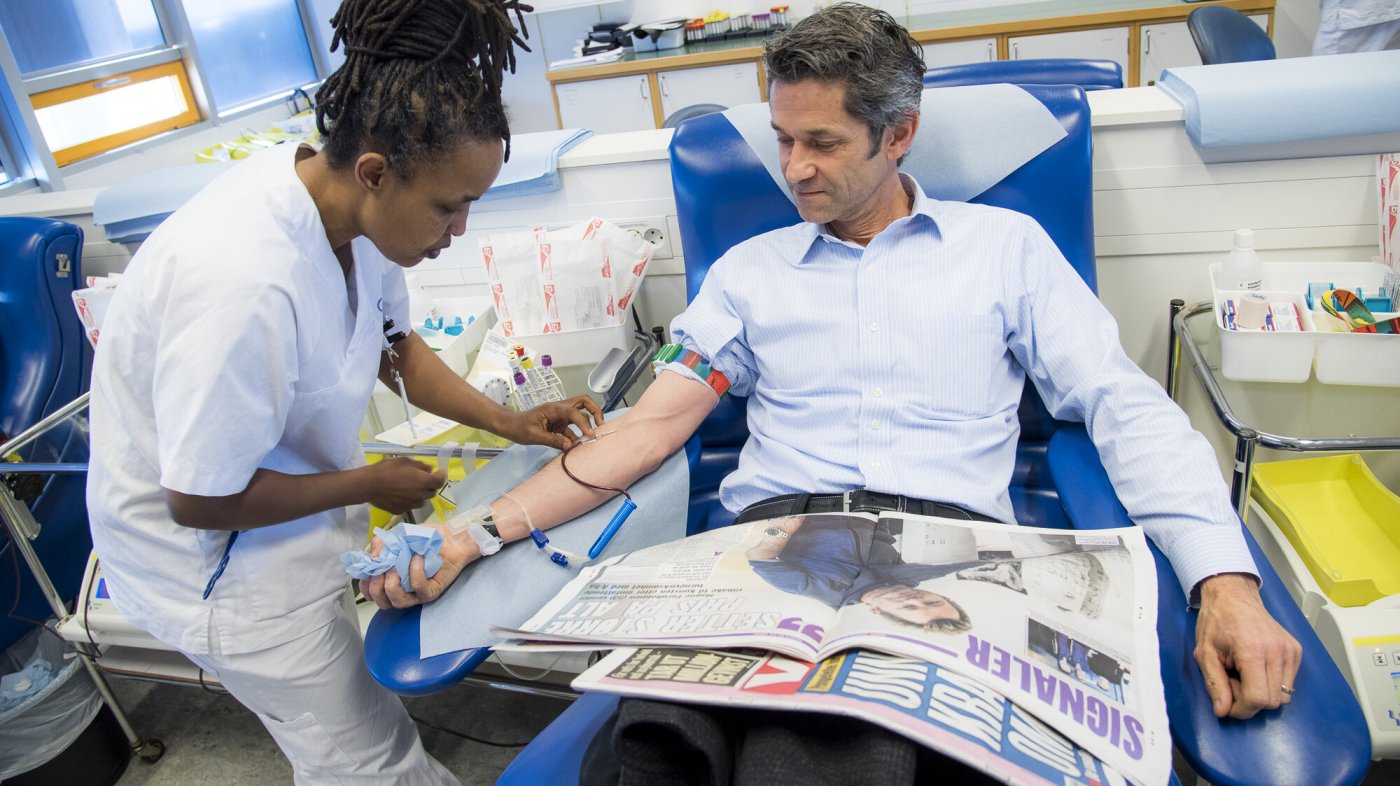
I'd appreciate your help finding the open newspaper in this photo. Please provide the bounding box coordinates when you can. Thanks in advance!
[494,513,1169,785]
[576,646,1130,786]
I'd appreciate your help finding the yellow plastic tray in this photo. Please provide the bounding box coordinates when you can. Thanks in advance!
[1251,455,1400,607]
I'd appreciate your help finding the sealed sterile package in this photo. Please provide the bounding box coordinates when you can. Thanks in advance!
[480,230,548,336]
[578,216,654,313]
[538,236,614,332]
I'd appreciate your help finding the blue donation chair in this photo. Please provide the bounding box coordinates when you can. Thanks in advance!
[923,58,1123,90]
[1187,6,1276,65]
[0,217,92,652]
[497,85,1372,785]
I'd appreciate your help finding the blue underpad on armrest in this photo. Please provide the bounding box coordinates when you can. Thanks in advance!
[1157,50,1400,164]
[418,419,689,658]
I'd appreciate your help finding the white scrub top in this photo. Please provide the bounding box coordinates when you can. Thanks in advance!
[88,143,410,656]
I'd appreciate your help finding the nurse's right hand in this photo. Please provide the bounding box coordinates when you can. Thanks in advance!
[361,458,446,514]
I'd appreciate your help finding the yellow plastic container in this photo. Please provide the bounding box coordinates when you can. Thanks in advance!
[361,424,509,542]
[1250,455,1400,607]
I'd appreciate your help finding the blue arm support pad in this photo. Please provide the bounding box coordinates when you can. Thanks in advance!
[1046,425,1371,786]
[362,606,492,697]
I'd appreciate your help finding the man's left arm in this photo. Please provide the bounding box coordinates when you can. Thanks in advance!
[381,332,602,449]
[1003,217,1300,719]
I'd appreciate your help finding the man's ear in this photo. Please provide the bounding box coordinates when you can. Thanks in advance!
[353,152,391,192]
[886,112,920,161]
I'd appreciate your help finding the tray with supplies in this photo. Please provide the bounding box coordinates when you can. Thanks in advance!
[1211,261,1400,386]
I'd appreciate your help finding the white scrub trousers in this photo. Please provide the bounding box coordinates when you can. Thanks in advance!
[185,599,459,785]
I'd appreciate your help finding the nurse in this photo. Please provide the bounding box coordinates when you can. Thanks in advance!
[86,1,588,782]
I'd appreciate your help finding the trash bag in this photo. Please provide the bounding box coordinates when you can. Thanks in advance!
[0,627,103,779]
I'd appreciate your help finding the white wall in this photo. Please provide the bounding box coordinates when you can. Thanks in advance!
[1272,0,1323,58]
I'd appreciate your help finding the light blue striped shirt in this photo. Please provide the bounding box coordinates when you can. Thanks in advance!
[669,176,1256,598]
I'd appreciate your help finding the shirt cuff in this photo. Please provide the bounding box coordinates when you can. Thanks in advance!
[1160,522,1261,606]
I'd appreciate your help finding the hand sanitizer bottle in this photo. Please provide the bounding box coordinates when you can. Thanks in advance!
[1222,228,1263,291]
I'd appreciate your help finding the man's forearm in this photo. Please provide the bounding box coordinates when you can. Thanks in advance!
[484,371,718,541]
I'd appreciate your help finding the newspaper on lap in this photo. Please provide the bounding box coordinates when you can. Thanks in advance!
[493,513,1168,786]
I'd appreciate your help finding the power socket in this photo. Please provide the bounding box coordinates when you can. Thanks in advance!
[613,217,674,260]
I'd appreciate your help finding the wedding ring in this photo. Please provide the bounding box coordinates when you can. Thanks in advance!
[1280,685,1294,695]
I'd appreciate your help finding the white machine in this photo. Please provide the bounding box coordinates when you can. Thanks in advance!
[1242,496,1400,758]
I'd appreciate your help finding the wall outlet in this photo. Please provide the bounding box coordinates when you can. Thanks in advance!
[613,217,674,260]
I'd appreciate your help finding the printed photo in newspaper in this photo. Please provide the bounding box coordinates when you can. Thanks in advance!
[493,513,1169,785]
[575,646,1132,786]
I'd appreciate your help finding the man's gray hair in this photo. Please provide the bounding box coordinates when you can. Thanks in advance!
[763,3,925,157]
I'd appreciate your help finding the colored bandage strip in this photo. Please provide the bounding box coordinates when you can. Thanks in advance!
[653,343,731,397]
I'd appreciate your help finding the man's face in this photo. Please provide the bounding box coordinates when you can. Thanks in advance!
[863,586,962,626]
[360,136,503,267]
[769,79,897,227]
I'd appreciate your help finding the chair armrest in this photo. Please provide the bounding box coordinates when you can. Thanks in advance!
[497,692,619,785]
[1047,425,1371,786]
[363,605,492,697]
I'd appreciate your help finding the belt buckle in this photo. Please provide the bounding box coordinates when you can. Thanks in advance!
[841,490,854,513]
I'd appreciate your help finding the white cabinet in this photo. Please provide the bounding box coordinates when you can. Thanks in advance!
[556,74,655,134]
[921,37,997,69]
[1139,16,1270,86]
[1008,26,1130,79]
[657,62,761,125]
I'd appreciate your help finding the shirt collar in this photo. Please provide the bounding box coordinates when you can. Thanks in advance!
[793,173,943,265]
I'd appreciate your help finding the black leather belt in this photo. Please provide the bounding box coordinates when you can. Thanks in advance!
[734,490,998,525]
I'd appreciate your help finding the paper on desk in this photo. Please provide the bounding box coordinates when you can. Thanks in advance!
[418,420,689,658]
[374,414,458,448]
[1381,153,1399,276]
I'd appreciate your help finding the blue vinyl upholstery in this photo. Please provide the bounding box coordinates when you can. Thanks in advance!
[499,85,1372,786]
[924,58,1123,90]
[1187,6,1276,65]
[0,217,91,651]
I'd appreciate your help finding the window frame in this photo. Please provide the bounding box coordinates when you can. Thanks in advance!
[0,0,334,188]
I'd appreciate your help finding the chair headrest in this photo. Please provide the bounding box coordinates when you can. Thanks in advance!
[718,84,1066,205]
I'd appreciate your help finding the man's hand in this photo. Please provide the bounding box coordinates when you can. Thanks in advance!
[360,458,446,514]
[1194,573,1302,719]
[502,395,604,450]
[359,521,481,610]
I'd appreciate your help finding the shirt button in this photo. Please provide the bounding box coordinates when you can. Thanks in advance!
[869,420,880,431]
[869,264,878,273]
[871,460,882,469]
[869,322,880,332]
[872,387,883,398]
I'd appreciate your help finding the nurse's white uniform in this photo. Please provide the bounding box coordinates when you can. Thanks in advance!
[1313,0,1400,54]
[88,143,457,785]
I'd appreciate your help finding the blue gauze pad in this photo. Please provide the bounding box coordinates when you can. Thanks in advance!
[341,522,444,593]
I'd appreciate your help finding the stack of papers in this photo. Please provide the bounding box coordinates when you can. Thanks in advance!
[480,128,592,201]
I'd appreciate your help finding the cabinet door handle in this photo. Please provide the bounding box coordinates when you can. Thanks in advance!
[659,74,669,97]
[1144,30,1152,55]
[1011,41,1019,60]
[986,41,994,61]
[640,77,650,101]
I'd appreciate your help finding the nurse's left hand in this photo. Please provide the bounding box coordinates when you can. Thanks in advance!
[502,395,604,450]
[360,524,480,609]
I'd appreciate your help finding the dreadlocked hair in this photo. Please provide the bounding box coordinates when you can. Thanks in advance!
[315,0,532,178]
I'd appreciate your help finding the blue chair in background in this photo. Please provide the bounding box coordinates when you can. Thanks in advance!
[0,217,92,652]
[1188,6,1276,65]
[923,58,1123,90]
[497,84,1371,785]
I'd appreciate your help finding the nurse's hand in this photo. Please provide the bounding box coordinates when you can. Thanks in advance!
[501,395,604,450]
[359,523,479,609]
[361,458,446,514]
